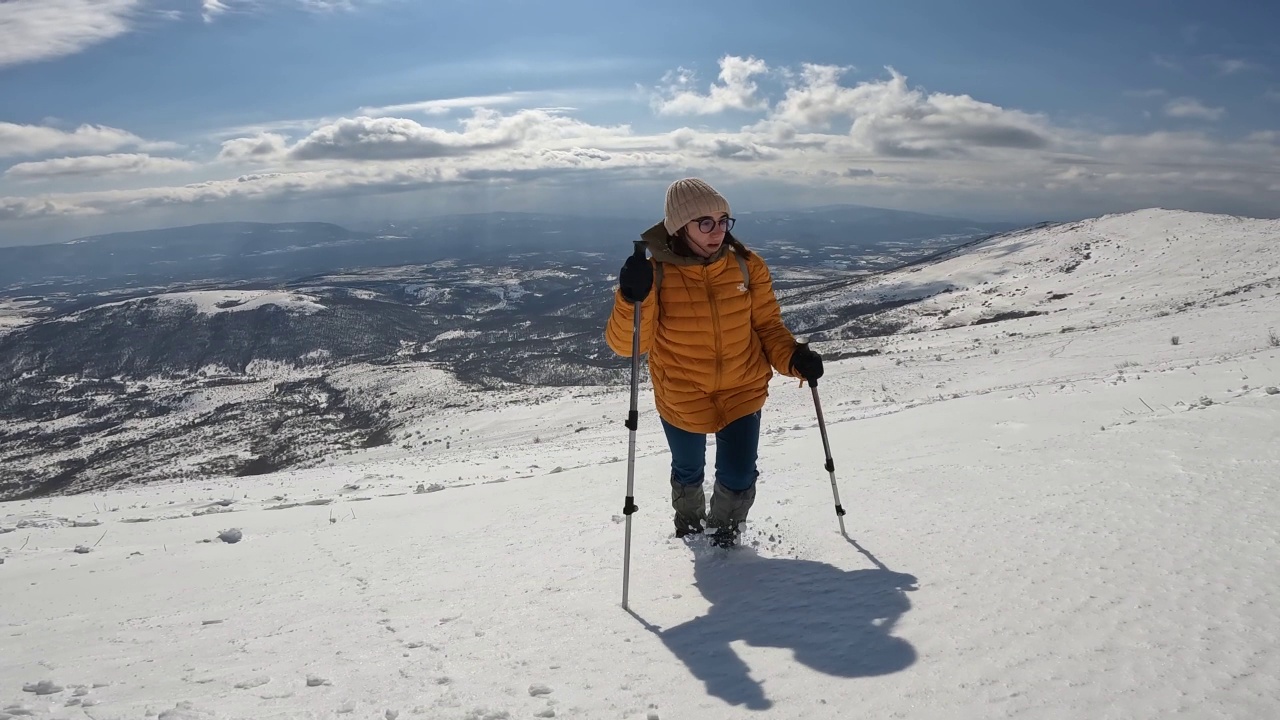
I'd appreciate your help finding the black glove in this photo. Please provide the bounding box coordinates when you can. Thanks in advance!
[618,245,653,303]
[790,343,823,381]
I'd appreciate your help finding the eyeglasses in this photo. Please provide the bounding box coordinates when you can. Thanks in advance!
[692,216,735,234]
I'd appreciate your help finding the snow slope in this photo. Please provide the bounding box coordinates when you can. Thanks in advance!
[807,208,1278,342]
[2,209,1278,720]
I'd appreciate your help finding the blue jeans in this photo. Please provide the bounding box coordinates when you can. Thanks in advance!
[661,411,761,492]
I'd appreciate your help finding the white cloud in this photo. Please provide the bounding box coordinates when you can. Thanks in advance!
[0,122,173,158]
[0,109,653,219]
[0,196,103,220]
[208,117,332,140]
[1264,89,1280,103]
[669,128,778,162]
[653,55,771,115]
[203,0,380,23]
[261,109,631,162]
[214,93,570,141]
[3,57,1279,226]
[211,108,644,169]
[4,153,196,180]
[0,0,142,68]
[1095,130,1219,157]
[1163,97,1226,121]
[1207,56,1261,75]
[0,149,675,220]
[201,0,233,23]
[759,65,1053,157]
[297,0,373,11]
[754,63,858,132]
[218,133,291,162]
[288,116,498,160]
[359,94,531,117]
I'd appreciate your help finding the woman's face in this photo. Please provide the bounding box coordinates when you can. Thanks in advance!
[683,213,731,258]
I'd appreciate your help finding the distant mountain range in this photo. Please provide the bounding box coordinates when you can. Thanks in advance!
[0,203,1028,499]
[0,246,888,500]
[0,205,1020,295]
[8,206,1274,500]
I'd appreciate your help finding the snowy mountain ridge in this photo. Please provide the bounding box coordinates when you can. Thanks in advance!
[876,208,1276,328]
[786,208,1279,351]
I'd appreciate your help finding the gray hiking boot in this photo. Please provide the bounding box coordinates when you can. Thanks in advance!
[670,477,706,537]
[707,482,756,546]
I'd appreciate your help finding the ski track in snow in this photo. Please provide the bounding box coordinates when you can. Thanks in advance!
[1,209,1279,719]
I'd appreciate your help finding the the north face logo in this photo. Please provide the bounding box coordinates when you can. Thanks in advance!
[737,283,748,293]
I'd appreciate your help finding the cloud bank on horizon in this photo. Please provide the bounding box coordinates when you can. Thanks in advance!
[0,0,1278,244]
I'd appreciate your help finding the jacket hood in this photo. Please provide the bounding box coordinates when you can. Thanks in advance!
[639,220,744,266]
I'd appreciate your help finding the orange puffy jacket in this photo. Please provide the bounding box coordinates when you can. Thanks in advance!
[605,222,802,433]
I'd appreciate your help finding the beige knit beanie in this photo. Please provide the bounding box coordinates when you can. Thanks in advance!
[663,178,731,235]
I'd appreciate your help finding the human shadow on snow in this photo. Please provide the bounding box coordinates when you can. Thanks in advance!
[651,538,918,711]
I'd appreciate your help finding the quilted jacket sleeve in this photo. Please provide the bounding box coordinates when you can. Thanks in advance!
[745,254,799,377]
[604,264,658,357]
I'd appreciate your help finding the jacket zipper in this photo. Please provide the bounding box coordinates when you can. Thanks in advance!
[705,264,724,425]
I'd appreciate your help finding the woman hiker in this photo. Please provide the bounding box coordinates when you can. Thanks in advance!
[604,177,823,547]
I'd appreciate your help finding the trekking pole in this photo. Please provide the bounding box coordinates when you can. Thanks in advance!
[621,241,645,610]
[808,377,847,536]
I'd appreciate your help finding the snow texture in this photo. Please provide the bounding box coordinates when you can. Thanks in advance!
[1,209,1278,719]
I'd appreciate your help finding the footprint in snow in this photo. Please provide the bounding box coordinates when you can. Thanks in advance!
[157,701,216,719]
[21,680,63,695]
[267,498,335,510]
[234,675,270,689]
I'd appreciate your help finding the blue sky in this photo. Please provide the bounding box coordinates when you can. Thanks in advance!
[1,0,1277,245]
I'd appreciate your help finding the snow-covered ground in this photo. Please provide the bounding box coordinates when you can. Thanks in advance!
[0,297,44,336]
[72,290,330,318]
[2,209,1278,719]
